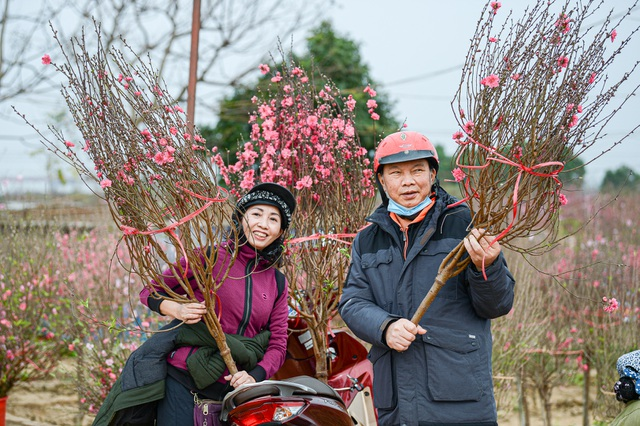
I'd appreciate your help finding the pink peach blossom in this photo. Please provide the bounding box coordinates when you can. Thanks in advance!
[346,96,356,111]
[603,297,619,313]
[295,175,313,190]
[463,121,475,134]
[480,74,500,88]
[555,14,571,34]
[513,146,523,160]
[271,72,282,83]
[306,115,318,127]
[559,193,568,205]
[568,115,579,128]
[452,168,466,182]
[363,85,377,97]
[557,55,569,68]
[452,131,465,141]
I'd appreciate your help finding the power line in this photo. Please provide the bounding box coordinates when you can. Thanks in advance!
[384,64,464,86]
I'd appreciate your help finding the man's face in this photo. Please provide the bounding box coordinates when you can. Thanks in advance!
[378,158,435,208]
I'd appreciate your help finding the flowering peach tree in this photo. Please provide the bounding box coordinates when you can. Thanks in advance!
[412,0,640,323]
[52,227,165,414]
[19,23,241,374]
[0,218,74,398]
[212,57,377,382]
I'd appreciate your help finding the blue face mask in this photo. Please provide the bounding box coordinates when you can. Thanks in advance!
[387,196,431,217]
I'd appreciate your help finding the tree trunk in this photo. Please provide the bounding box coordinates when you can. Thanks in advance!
[517,368,530,426]
[582,367,590,426]
[538,383,552,426]
[310,322,329,383]
[203,310,237,375]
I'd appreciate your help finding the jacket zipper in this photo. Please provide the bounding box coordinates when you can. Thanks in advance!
[402,227,409,259]
[236,258,254,335]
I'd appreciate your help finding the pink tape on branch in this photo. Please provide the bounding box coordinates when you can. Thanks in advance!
[286,232,356,246]
[453,137,564,279]
[285,224,372,247]
[119,183,229,278]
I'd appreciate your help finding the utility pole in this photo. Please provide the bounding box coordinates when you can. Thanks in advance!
[187,0,201,136]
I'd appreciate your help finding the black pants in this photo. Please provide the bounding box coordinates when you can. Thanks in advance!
[156,374,195,425]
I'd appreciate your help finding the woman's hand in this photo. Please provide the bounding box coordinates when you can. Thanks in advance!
[159,300,207,324]
[463,228,501,270]
[225,370,256,388]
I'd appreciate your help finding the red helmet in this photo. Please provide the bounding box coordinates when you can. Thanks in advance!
[373,131,439,173]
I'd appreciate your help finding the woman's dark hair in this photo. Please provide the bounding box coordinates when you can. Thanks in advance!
[614,376,639,403]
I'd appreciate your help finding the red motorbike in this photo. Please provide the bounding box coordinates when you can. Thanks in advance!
[219,317,376,425]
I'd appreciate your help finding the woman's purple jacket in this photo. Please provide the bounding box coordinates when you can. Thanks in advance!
[139,242,289,382]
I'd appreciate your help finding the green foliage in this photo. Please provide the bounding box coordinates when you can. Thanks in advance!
[559,156,586,189]
[203,21,399,157]
[600,165,639,192]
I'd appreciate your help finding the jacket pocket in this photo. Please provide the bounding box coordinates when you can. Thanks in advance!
[423,325,484,401]
[361,248,393,269]
[368,345,396,410]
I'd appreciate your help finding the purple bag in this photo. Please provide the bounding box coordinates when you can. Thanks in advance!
[193,393,223,426]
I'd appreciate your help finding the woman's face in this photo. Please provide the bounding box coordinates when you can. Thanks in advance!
[241,204,284,250]
[378,158,436,208]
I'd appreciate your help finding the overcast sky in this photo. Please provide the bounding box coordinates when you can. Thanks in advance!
[326,0,640,189]
[1,0,638,194]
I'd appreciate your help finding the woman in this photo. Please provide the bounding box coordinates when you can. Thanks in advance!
[92,182,296,426]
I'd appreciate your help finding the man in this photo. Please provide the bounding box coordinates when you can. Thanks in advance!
[339,131,515,426]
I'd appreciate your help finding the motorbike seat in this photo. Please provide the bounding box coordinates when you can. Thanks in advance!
[222,376,344,410]
[220,376,349,422]
[283,375,343,401]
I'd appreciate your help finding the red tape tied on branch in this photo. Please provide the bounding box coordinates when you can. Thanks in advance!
[286,232,356,246]
[451,137,565,279]
[119,184,230,278]
[284,223,372,247]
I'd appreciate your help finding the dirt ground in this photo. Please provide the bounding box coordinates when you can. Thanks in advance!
[5,359,94,426]
[4,361,593,426]
[497,385,591,426]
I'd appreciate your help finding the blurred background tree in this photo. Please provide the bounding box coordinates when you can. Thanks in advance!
[600,165,639,192]
[202,21,400,159]
[1,0,327,192]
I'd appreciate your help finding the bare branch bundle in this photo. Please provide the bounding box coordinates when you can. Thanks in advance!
[412,0,640,323]
[17,22,240,372]
[213,54,377,382]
